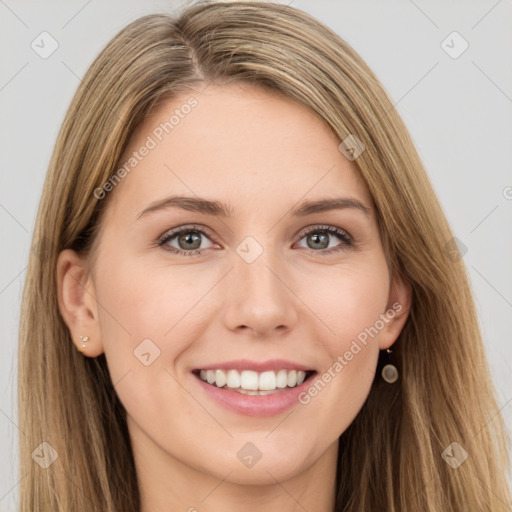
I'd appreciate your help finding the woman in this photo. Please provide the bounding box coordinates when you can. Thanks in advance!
[18,1,511,510]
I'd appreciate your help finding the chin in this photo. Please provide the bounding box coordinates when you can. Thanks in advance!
[198,445,314,485]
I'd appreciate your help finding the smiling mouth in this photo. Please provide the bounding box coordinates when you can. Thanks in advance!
[192,368,317,395]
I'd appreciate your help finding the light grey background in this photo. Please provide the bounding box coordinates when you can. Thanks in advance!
[1,0,511,509]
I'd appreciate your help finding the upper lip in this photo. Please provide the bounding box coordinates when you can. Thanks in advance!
[193,359,315,373]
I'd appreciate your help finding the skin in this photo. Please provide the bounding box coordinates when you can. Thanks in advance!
[57,82,411,512]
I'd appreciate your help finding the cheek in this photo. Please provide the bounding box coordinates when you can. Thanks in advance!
[302,259,390,351]
[93,261,204,433]
[93,256,213,386]
[294,260,389,423]
[96,253,212,335]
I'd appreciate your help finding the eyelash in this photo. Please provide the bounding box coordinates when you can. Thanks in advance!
[157,224,354,257]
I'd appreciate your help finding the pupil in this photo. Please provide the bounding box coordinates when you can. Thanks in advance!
[309,231,328,249]
[179,231,201,250]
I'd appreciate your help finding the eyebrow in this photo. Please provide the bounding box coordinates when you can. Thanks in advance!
[136,195,371,220]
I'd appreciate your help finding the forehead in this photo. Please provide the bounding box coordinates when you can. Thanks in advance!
[106,82,371,221]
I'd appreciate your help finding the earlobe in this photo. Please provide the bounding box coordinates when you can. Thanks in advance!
[378,272,412,350]
[56,249,104,357]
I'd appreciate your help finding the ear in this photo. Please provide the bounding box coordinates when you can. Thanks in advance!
[56,249,104,357]
[378,272,412,350]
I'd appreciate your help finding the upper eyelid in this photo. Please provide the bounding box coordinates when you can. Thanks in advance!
[159,224,216,242]
[296,224,350,238]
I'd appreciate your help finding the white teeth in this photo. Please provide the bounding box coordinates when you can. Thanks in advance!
[240,370,259,390]
[276,369,288,388]
[197,368,311,391]
[215,369,227,388]
[226,369,240,388]
[259,371,276,390]
[238,388,275,396]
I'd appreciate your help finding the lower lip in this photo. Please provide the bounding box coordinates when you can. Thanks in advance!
[192,373,315,417]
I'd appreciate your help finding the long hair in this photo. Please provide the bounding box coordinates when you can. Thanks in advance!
[18,1,511,510]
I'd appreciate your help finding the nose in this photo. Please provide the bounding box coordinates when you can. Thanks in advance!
[222,246,299,337]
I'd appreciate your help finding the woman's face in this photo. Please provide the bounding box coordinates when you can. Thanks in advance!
[59,82,409,492]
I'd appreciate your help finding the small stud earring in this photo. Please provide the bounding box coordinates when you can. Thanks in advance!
[79,335,89,351]
[381,348,399,384]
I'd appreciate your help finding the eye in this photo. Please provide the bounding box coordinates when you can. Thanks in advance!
[157,224,354,257]
[158,225,217,256]
[295,225,353,255]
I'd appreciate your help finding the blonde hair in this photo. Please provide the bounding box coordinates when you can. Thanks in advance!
[18,1,511,510]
